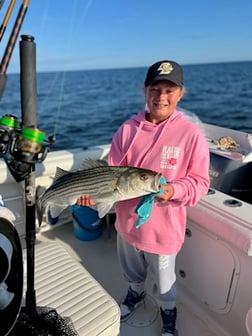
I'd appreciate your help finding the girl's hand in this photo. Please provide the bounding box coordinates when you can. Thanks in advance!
[76,195,96,206]
[155,184,174,203]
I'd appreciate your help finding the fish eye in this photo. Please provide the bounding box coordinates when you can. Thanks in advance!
[140,173,150,181]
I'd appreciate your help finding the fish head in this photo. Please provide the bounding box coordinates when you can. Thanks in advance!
[117,167,162,197]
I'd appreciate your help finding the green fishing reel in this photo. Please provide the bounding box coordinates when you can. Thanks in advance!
[0,114,46,160]
[0,114,19,129]
[0,114,55,182]
[17,127,45,155]
[0,114,19,154]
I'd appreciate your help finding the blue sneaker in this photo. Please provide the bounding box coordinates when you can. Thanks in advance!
[120,287,146,321]
[160,307,177,336]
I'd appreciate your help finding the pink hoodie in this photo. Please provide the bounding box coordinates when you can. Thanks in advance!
[108,109,210,254]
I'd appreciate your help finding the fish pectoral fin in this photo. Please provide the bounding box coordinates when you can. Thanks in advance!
[47,204,66,220]
[96,202,114,218]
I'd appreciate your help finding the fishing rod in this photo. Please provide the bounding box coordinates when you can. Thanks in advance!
[18,34,55,318]
[0,0,30,99]
[20,34,39,318]
[0,0,16,42]
[0,34,55,335]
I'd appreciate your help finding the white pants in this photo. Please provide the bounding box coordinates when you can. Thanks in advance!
[117,234,177,310]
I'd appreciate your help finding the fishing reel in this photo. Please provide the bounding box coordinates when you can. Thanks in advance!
[0,114,18,154]
[0,114,55,182]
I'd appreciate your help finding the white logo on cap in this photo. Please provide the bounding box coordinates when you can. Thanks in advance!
[157,62,173,75]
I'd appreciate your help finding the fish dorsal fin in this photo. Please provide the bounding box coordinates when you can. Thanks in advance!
[95,202,114,218]
[54,167,70,180]
[82,158,108,169]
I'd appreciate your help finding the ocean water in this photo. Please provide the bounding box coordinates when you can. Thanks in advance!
[0,61,251,150]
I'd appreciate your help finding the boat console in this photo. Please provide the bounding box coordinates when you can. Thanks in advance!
[210,152,252,203]
[204,123,252,204]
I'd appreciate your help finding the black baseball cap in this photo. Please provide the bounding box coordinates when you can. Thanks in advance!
[144,60,184,87]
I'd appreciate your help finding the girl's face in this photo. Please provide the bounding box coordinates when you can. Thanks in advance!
[144,80,184,124]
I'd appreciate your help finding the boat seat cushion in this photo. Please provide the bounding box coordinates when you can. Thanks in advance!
[23,241,120,336]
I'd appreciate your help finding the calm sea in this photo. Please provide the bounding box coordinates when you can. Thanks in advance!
[1,61,252,150]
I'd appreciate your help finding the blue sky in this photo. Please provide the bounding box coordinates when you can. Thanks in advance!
[1,0,251,73]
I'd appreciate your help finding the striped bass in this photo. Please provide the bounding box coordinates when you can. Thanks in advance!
[36,159,162,225]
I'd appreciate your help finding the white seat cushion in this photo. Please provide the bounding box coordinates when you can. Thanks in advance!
[23,241,120,335]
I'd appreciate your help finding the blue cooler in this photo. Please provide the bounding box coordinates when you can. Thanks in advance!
[71,205,102,241]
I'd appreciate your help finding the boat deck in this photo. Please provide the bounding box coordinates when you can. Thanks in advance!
[34,218,219,336]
